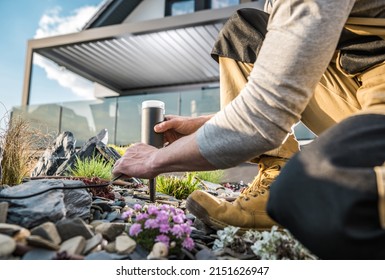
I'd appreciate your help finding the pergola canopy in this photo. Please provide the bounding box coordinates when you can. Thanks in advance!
[22,2,263,105]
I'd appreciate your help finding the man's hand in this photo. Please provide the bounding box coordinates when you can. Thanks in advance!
[154,114,213,144]
[112,143,159,179]
[112,132,216,180]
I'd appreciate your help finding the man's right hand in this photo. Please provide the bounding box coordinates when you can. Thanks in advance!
[154,114,214,144]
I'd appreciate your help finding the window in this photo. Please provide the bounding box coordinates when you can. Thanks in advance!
[166,0,195,16]
[166,0,250,16]
[211,0,240,9]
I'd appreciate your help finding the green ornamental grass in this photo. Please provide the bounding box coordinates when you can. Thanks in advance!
[193,170,224,184]
[156,172,200,200]
[67,156,113,180]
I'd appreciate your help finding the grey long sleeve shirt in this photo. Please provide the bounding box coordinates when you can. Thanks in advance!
[196,0,385,169]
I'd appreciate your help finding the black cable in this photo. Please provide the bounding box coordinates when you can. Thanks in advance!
[0,182,112,200]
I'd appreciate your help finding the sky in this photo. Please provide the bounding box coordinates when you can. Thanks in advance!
[0,0,105,129]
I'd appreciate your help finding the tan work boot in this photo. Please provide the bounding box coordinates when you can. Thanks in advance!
[186,156,287,232]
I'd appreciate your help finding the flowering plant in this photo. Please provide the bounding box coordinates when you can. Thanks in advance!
[121,204,195,254]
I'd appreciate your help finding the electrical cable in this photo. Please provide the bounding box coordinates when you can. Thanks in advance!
[0,174,129,200]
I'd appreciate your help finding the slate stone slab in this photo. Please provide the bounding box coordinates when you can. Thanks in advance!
[0,202,9,223]
[22,248,57,260]
[55,129,120,176]
[31,131,76,177]
[56,217,94,241]
[0,179,91,228]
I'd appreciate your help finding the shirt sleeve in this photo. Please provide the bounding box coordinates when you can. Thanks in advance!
[196,0,356,169]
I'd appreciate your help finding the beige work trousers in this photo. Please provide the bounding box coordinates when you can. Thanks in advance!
[219,56,385,160]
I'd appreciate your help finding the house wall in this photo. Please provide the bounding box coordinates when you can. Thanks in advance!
[123,0,166,23]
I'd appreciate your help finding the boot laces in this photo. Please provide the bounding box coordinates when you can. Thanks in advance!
[239,159,283,201]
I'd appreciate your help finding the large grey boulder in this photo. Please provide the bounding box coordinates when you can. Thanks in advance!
[31,131,76,177]
[0,179,91,228]
[55,129,120,176]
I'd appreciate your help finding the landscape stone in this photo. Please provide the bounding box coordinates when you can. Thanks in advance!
[56,217,94,241]
[22,248,57,260]
[95,222,126,242]
[0,223,23,236]
[26,235,60,251]
[60,236,86,255]
[54,129,120,176]
[0,202,8,223]
[0,233,16,257]
[31,131,76,177]
[31,222,61,245]
[83,233,103,255]
[115,234,136,255]
[195,248,218,260]
[85,250,128,260]
[0,179,91,228]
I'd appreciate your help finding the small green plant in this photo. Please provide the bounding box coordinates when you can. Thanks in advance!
[107,144,130,156]
[193,170,224,184]
[67,155,113,180]
[156,172,200,200]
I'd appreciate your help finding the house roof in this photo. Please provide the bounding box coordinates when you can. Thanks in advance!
[82,0,143,30]
[22,2,263,105]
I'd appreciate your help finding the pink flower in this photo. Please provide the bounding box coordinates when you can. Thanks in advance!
[180,223,192,235]
[133,204,142,211]
[156,210,170,224]
[144,218,159,229]
[159,223,170,233]
[155,234,170,246]
[171,224,184,238]
[182,237,194,250]
[147,205,159,215]
[129,223,142,236]
[121,209,133,220]
[159,204,170,211]
[172,214,185,224]
[136,213,149,221]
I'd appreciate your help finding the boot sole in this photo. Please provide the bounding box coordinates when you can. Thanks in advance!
[186,196,274,234]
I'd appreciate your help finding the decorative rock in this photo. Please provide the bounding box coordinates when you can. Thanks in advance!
[1,179,91,228]
[0,233,16,258]
[83,233,103,255]
[104,241,116,253]
[147,242,168,260]
[195,248,218,260]
[60,236,86,255]
[92,200,112,212]
[106,210,120,222]
[85,251,128,260]
[56,217,94,241]
[115,234,136,255]
[22,248,57,260]
[0,202,8,223]
[0,223,24,236]
[31,222,61,245]
[31,131,76,177]
[95,223,126,242]
[26,235,60,251]
[55,129,120,176]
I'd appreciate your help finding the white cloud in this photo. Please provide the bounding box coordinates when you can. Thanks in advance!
[33,5,100,99]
